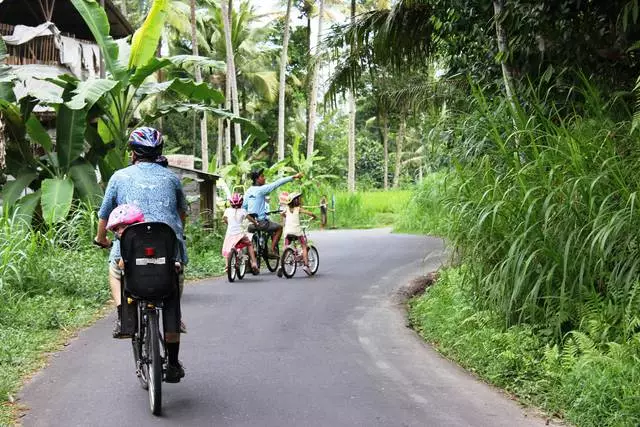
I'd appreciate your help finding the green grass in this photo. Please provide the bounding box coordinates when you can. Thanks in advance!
[0,211,225,424]
[409,267,640,426]
[318,190,412,229]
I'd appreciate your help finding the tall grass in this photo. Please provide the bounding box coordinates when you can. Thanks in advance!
[394,172,453,235]
[409,267,640,426]
[444,83,640,339]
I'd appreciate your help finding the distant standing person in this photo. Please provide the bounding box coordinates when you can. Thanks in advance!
[243,169,302,257]
[320,195,328,230]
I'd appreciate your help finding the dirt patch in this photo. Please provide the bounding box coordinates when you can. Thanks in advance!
[393,270,440,304]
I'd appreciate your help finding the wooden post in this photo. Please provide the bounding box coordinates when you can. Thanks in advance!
[199,179,214,229]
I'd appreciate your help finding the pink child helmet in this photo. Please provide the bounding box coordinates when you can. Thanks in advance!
[278,191,289,205]
[229,192,243,208]
[106,204,145,231]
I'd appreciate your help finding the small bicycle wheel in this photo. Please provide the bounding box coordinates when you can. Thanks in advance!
[281,247,297,279]
[227,251,237,282]
[146,311,162,415]
[237,248,247,279]
[252,234,261,269]
[264,235,280,272]
[307,246,319,275]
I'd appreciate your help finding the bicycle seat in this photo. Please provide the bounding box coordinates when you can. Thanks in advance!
[120,222,179,300]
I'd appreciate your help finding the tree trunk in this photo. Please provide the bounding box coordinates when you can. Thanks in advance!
[347,92,356,192]
[306,0,324,158]
[277,0,293,162]
[493,0,517,109]
[393,114,405,189]
[191,0,209,170]
[217,115,223,167]
[221,0,242,148]
[379,112,389,190]
[225,77,232,163]
[347,0,356,192]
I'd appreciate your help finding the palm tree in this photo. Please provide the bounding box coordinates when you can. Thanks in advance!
[346,0,356,192]
[220,0,242,148]
[306,0,325,158]
[190,0,209,170]
[276,0,293,162]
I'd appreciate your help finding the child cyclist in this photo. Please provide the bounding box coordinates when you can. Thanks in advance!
[279,192,316,275]
[222,193,260,275]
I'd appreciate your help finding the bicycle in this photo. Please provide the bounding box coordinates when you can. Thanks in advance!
[226,239,254,282]
[280,219,319,278]
[248,210,282,273]
[119,222,181,416]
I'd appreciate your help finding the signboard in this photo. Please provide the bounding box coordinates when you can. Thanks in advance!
[166,154,195,169]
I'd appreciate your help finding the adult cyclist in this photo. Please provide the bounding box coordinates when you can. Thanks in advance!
[243,168,302,257]
[94,127,187,383]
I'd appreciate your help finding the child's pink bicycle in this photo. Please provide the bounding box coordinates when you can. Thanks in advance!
[280,219,319,279]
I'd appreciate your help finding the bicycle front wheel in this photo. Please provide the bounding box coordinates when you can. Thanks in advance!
[146,311,162,415]
[307,246,319,275]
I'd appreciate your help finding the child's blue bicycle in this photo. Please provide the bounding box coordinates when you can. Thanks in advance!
[280,219,319,278]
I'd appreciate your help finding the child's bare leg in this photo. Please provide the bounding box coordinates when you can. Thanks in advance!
[248,244,258,267]
[302,242,309,266]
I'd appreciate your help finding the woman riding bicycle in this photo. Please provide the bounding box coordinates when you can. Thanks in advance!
[94,126,187,383]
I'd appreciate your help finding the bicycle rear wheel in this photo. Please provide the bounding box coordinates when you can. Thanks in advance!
[237,248,247,279]
[264,235,279,272]
[281,247,297,278]
[132,328,148,390]
[146,310,162,415]
[227,251,237,282]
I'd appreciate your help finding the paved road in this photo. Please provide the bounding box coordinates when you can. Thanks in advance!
[19,229,545,427]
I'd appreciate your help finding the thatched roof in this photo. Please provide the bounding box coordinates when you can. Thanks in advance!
[0,0,133,39]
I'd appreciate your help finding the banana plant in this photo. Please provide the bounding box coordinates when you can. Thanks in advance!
[1,0,263,225]
[287,135,336,190]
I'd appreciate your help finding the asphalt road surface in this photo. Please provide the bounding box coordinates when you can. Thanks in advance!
[19,229,546,427]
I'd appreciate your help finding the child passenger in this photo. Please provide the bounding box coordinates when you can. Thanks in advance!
[222,193,260,274]
[281,192,316,275]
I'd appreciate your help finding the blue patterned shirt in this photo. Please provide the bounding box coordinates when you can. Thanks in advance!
[98,163,188,264]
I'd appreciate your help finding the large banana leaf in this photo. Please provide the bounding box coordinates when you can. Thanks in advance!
[13,191,41,226]
[129,0,169,69]
[56,106,87,170]
[144,103,266,139]
[25,116,53,153]
[129,56,226,87]
[138,79,225,104]
[69,162,103,204]
[1,172,37,210]
[70,0,126,80]
[66,79,119,110]
[41,178,74,224]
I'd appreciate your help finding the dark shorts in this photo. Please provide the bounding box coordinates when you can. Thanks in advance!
[111,262,183,334]
[248,219,282,233]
